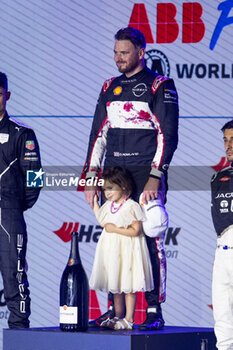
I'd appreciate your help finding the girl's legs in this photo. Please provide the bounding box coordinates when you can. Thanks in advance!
[100,293,125,329]
[114,292,137,322]
[125,292,136,323]
[114,293,125,319]
[114,292,137,329]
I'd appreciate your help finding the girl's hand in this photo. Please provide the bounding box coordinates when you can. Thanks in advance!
[105,221,141,237]
[94,194,99,204]
[93,194,100,217]
[105,223,117,233]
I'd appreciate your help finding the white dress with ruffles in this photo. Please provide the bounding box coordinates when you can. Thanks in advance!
[89,199,154,294]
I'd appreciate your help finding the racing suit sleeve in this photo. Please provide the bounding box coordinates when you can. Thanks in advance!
[150,78,179,178]
[17,129,42,211]
[85,87,109,179]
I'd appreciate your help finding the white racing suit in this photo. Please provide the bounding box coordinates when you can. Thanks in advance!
[211,165,233,349]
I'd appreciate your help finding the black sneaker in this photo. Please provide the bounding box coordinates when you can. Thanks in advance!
[89,305,115,328]
[139,306,165,331]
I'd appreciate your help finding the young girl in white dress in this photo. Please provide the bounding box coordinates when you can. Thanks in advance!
[89,166,154,330]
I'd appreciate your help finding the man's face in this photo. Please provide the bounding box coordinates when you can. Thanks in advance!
[224,128,233,161]
[114,40,145,77]
[0,87,10,119]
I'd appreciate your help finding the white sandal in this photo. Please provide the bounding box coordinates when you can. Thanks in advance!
[114,318,134,330]
[100,316,119,328]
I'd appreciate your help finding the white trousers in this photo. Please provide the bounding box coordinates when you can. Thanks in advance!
[212,229,233,350]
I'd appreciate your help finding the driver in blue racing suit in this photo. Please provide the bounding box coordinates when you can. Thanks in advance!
[0,72,42,328]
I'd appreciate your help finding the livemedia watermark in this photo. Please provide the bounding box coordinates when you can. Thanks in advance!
[26,165,220,191]
[26,166,104,191]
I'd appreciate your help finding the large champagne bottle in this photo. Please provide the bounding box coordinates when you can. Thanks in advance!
[60,232,89,331]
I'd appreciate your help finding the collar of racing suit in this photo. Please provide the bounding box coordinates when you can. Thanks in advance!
[121,66,148,83]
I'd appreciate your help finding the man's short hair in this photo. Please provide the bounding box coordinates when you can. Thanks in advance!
[0,72,8,91]
[221,120,233,132]
[114,27,146,49]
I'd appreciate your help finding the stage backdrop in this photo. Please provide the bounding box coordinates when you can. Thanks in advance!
[0,0,233,348]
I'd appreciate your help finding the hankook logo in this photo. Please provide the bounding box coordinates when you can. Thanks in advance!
[145,49,170,77]
[132,83,147,97]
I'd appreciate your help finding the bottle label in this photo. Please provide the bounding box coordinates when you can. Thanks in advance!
[60,306,78,324]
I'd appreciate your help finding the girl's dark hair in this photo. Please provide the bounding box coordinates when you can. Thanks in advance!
[101,166,134,197]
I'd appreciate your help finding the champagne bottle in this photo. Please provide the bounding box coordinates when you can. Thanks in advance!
[60,232,89,331]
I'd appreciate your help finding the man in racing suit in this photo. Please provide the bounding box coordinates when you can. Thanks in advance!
[0,72,42,328]
[84,27,179,330]
[211,120,233,350]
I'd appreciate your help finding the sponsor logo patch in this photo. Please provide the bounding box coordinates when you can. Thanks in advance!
[164,88,178,102]
[24,157,39,161]
[24,152,37,156]
[219,176,231,182]
[220,208,229,213]
[215,192,233,199]
[103,77,115,94]
[0,133,9,144]
[25,140,35,150]
[113,86,122,95]
[220,200,228,208]
[132,83,147,97]
[114,152,139,157]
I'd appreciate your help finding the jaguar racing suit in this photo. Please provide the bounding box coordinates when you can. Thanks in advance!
[211,164,233,349]
[0,112,42,328]
[85,67,179,307]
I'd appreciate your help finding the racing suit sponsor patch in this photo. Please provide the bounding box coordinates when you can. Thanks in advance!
[132,83,147,97]
[103,77,115,94]
[219,176,231,182]
[24,157,39,161]
[24,151,37,156]
[164,89,178,104]
[0,133,9,144]
[25,140,35,150]
[151,75,168,94]
[114,152,139,157]
[113,86,122,95]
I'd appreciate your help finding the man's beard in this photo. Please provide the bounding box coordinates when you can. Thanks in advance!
[117,60,139,74]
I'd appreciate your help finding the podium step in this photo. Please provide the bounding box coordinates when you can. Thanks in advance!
[3,325,217,350]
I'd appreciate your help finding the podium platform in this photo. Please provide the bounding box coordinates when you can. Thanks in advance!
[3,325,217,350]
